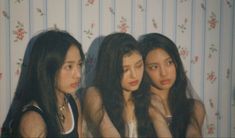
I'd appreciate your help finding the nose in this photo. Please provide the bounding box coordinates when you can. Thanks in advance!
[160,66,167,76]
[73,66,81,79]
[130,68,137,79]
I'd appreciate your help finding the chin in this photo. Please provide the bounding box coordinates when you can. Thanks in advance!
[130,87,139,92]
[67,89,78,93]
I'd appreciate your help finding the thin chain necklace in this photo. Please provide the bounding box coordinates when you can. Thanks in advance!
[58,96,68,123]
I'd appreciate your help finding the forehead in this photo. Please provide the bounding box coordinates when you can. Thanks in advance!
[145,48,171,63]
[65,45,81,61]
[123,51,142,65]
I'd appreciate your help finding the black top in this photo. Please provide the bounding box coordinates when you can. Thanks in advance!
[22,94,79,138]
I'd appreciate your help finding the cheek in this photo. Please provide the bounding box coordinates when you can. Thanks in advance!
[121,79,128,89]
[121,75,127,86]
[58,72,67,81]
[56,77,63,91]
[57,71,70,86]
[172,69,177,81]
[137,67,144,78]
[170,67,177,77]
[146,70,160,83]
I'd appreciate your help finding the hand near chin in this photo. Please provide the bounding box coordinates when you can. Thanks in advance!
[149,95,166,116]
[149,95,173,137]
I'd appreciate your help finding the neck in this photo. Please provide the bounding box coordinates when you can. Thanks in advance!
[56,92,68,124]
[122,90,135,122]
[150,85,169,101]
[57,91,66,106]
[123,90,133,105]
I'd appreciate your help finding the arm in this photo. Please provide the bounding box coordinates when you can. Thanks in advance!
[186,100,205,138]
[73,94,83,137]
[83,87,121,137]
[19,111,46,138]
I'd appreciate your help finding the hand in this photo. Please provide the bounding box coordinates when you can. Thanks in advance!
[150,95,166,117]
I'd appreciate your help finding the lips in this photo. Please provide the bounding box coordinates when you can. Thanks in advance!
[129,80,139,86]
[70,82,80,88]
[160,79,171,85]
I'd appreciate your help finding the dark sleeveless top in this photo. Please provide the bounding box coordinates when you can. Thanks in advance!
[22,94,79,138]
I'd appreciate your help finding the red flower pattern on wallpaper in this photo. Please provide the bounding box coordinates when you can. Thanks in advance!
[207,71,217,84]
[118,16,129,33]
[208,12,218,30]
[207,123,215,135]
[178,46,189,59]
[13,21,27,42]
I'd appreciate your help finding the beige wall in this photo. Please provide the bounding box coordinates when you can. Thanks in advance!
[0,0,235,137]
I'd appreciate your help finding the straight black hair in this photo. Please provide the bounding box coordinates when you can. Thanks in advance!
[139,33,196,137]
[1,30,84,137]
[92,32,155,137]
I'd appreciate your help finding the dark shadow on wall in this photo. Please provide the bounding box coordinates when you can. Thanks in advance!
[77,35,105,101]
[83,35,105,87]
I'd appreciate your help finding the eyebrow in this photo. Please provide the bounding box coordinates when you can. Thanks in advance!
[146,57,172,65]
[64,59,82,64]
[123,59,143,67]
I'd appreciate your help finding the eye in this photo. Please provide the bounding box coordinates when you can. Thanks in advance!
[123,67,129,73]
[148,64,158,70]
[135,62,143,68]
[78,62,83,68]
[64,64,73,70]
[167,59,174,66]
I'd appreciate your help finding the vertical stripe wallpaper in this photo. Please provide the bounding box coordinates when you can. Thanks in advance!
[0,0,234,137]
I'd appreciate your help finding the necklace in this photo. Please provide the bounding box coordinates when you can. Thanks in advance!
[58,96,68,123]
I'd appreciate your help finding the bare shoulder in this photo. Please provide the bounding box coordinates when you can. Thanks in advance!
[193,100,206,126]
[19,110,46,137]
[84,86,102,105]
[186,100,206,137]
[83,86,103,114]
[193,100,205,115]
[71,93,81,108]
[85,86,101,98]
[83,87,109,136]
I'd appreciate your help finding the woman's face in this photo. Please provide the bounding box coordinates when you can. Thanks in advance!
[145,48,176,92]
[56,45,83,93]
[121,51,144,93]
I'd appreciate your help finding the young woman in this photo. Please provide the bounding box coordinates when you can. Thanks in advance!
[139,33,205,138]
[1,30,85,137]
[83,32,155,137]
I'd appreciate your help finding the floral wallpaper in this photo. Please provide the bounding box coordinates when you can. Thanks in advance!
[0,0,235,137]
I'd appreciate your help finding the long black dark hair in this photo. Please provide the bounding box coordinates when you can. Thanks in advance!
[92,32,155,137]
[139,33,197,137]
[1,30,84,137]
